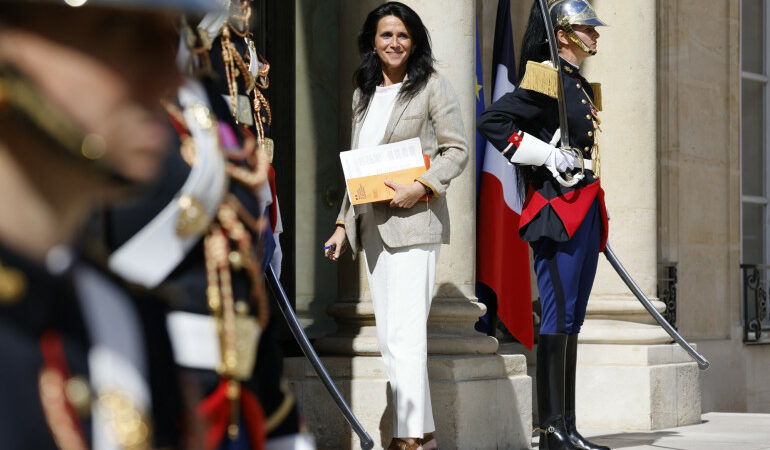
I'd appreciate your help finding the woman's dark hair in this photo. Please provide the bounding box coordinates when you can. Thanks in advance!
[353,1,435,118]
[517,0,550,84]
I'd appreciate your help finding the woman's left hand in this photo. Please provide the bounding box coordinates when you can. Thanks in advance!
[384,180,425,208]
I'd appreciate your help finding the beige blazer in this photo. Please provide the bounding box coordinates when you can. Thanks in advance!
[336,72,468,255]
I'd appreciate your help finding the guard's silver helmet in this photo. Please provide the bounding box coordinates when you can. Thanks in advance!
[548,0,606,55]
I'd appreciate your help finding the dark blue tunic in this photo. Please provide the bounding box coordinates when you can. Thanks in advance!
[478,57,607,247]
[477,58,608,335]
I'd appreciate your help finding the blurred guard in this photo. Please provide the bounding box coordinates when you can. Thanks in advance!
[478,1,609,449]
[104,1,309,449]
[0,0,220,449]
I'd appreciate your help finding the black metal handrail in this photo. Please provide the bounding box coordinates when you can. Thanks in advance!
[741,264,770,343]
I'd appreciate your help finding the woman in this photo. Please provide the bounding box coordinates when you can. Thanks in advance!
[478,1,609,450]
[324,2,467,449]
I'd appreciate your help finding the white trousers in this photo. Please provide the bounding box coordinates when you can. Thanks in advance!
[360,210,439,438]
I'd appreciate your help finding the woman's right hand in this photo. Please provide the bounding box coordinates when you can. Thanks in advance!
[324,225,347,262]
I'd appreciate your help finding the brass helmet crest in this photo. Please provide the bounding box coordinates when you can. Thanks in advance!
[547,0,607,55]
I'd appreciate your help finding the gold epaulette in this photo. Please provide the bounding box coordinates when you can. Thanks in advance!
[590,83,602,111]
[519,60,558,99]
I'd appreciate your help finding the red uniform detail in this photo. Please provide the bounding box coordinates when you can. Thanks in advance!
[549,181,600,238]
[507,131,523,148]
[518,188,549,229]
[197,380,229,450]
[241,388,267,450]
[267,165,279,234]
[519,181,608,251]
[39,331,88,446]
[596,186,608,251]
[197,379,266,450]
[166,110,190,137]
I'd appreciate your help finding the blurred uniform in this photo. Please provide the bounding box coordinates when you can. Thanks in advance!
[0,0,221,448]
[104,2,308,449]
[0,244,182,449]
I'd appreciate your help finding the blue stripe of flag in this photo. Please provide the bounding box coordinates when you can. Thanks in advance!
[475,17,486,200]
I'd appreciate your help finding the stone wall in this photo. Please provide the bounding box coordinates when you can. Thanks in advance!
[657,0,770,413]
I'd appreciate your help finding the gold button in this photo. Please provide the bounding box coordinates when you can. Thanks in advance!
[226,380,240,399]
[228,251,244,270]
[587,131,593,136]
[0,262,26,305]
[98,391,151,447]
[584,147,590,152]
[81,134,107,160]
[208,289,221,312]
[582,99,587,104]
[176,195,209,238]
[65,376,92,417]
[586,114,591,120]
[576,83,581,89]
[235,300,250,315]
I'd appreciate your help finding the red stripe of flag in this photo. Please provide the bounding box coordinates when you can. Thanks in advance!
[477,172,534,350]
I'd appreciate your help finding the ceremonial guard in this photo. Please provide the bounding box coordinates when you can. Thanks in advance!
[0,0,219,448]
[104,2,308,449]
[478,1,610,449]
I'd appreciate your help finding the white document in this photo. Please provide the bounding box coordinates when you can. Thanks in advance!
[339,137,424,180]
[339,137,425,204]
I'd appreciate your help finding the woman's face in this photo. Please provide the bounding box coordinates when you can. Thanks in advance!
[374,15,412,72]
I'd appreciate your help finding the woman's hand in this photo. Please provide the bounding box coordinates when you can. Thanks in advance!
[323,225,347,261]
[384,180,425,208]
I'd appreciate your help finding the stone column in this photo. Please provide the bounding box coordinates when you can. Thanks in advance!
[285,1,532,449]
[294,0,343,338]
[569,0,701,430]
[580,0,669,345]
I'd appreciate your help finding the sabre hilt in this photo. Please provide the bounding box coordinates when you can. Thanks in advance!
[546,146,585,188]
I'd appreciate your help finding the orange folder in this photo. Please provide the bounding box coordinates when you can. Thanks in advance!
[346,155,431,205]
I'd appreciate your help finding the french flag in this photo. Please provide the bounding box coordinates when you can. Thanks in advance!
[476,0,533,349]
[260,164,283,278]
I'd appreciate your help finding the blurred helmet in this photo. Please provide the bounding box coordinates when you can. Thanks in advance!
[1,0,223,12]
[89,0,224,12]
[0,0,224,185]
[548,0,606,55]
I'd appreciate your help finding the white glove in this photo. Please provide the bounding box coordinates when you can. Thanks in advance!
[509,133,577,173]
[550,148,578,173]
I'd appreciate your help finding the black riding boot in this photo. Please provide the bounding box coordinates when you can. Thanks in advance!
[537,334,578,450]
[565,334,610,450]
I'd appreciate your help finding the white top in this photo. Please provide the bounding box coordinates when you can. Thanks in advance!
[357,83,402,149]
